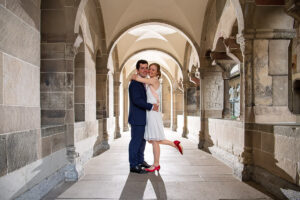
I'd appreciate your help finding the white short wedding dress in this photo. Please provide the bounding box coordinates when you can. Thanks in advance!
[144,84,165,141]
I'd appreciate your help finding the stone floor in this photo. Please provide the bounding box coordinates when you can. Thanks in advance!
[43,129,274,200]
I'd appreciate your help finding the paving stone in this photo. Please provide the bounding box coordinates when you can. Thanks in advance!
[7,130,38,172]
[44,130,273,200]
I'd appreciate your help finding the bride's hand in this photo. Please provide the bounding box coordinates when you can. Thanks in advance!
[131,74,137,80]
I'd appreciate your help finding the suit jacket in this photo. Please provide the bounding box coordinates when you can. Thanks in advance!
[128,80,153,126]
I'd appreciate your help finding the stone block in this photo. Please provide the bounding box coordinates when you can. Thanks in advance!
[74,123,87,142]
[75,68,85,86]
[253,40,272,106]
[65,109,74,124]
[41,92,65,110]
[41,0,64,9]
[253,7,294,29]
[41,60,73,73]
[41,73,73,92]
[7,130,38,172]
[75,86,85,103]
[75,104,85,122]
[261,132,274,154]
[66,73,73,91]
[41,136,51,158]
[252,130,261,150]
[272,76,288,106]
[3,54,40,106]
[65,44,75,59]
[0,6,40,66]
[41,125,66,138]
[52,132,66,152]
[0,134,7,176]
[66,92,74,109]
[269,40,289,75]
[0,0,4,6]
[274,134,296,161]
[66,124,74,146]
[41,43,65,59]
[41,10,66,42]
[41,110,65,126]
[0,106,40,134]
[0,52,3,105]
[6,0,40,30]
[257,124,274,133]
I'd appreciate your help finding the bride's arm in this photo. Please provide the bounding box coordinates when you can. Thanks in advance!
[132,74,157,85]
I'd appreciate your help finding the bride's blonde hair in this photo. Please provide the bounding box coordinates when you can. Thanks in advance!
[149,63,161,79]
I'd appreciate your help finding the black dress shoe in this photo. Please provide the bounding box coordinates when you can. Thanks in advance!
[139,161,151,169]
[130,165,148,174]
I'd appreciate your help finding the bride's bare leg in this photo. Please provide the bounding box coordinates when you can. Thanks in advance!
[157,140,176,148]
[152,141,160,167]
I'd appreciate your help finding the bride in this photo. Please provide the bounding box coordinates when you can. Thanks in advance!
[131,63,183,172]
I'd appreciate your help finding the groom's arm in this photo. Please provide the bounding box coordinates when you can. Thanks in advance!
[129,82,153,111]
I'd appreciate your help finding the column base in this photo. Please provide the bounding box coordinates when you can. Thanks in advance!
[123,126,129,131]
[182,127,189,138]
[172,125,177,132]
[65,146,83,182]
[114,129,121,139]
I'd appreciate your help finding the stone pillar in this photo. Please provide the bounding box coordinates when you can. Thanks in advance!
[182,83,189,138]
[95,55,110,153]
[172,90,178,131]
[114,78,121,139]
[123,85,129,131]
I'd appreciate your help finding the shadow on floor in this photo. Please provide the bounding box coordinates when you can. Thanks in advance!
[42,181,75,200]
[119,172,167,200]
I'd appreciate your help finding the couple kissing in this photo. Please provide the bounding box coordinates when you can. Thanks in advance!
[128,59,183,174]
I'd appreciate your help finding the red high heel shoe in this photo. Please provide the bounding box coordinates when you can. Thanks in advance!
[174,140,183,155]
[145,165,160,172]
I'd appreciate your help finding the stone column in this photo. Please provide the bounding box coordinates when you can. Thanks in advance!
[182,83,189,138]
[95,56,110,153]
[114,78,121,139]
[172,90,178,131]
[123,85,129,131]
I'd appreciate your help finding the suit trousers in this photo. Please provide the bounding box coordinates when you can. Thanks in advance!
[129,125,146,168]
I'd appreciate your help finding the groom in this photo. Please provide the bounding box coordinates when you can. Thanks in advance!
[128,59,159,174]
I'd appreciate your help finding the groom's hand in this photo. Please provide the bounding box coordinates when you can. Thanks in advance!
[152,104,159,112]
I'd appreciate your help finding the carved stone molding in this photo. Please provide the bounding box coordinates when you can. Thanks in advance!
[244,29,296,39]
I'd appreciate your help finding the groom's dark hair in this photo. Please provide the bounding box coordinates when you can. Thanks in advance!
[136,59,148,70]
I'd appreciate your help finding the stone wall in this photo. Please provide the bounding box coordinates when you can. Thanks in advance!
[0,1,70,199]
[205,119,246,179]
[0,1,41,177]
[246,123,300,199]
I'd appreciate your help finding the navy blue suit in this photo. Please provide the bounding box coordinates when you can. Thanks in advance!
[128,80,152,168]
